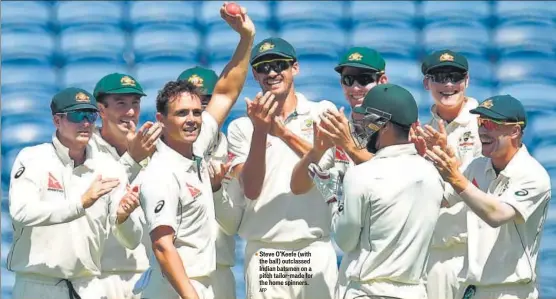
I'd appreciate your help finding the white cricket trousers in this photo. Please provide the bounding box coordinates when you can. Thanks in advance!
[425,243,466,299]
[338,280,427,299]
[456,282,539,299]
[211,264,236,299]
[140,269,213,299]
[99,272,143,299]
[12,273,106,299]
[244,237,338,299]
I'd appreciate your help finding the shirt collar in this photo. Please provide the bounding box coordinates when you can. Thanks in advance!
[294,92,312,115]
[374,143,418,159]
[52,133,95,169]
[92,127,120,160]
[155,139,198,172]
[430,97,479,126]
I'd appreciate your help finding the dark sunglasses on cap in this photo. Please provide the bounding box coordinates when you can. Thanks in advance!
[427,71,467,84]
[341,73,381,87]
[57,110,98,123]
[477,117,524,131]
[252,59,293,74]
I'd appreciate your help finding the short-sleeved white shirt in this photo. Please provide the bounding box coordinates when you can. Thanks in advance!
[429,97,483,248]
[227,92,337,243]
[450,146,551,285]
[140,111,219,278]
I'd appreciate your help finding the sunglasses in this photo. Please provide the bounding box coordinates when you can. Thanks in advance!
[477,117,524,131]
[427,71,467,84]
[252,59,293,74]
[341,73,381,87]
[57,110,98,123]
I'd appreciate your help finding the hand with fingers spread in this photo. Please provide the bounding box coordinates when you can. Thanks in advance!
[209,161,232,192]
[415,119,448,151]
[426,145,467,190]
[220,2,255,38]
[127,121,162,163]
[246,91,279,134]
[409,121,427,157]
[82,175,120,208]
[317,107,355,150]
[117,185,141,224]
[312,121,334,155]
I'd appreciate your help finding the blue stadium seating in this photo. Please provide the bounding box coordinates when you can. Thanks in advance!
[423,22,491,58]
[1,117,54,154]
[295,54,338,86]
[421,1,492,27]
[382,57,423,89]
[59,25,128,64]
[350,26,419,59]
[275,1,345,29]
[493,23,555,58]
[55,1,125,30]
[467,57,495,87]
[496,83,556,112]
[2,91,53,118]
[296,81,345,107]
[61,61,129,92]
[528,113,556,148]
[199,1,271,32]
[128,1,198,29]
[1,28,56,65]
[495,56,556,85]
[133,60,190,91]
[279,24,345,59]
[494,1,556,26]
[132,24,200,63]
[348,1,417,29]
[0,1,52,31]
[533,143,556,171]
[1,64,58,95]
[206,26,275,64]
[466,85,494,105]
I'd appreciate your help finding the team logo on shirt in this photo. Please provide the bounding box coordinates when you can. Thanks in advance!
[335,147,350,164]
[301,119,313,132]
[14,166,25,179]
[120,76,136,87]
[458,131,475,148]
[47,173,64,192]
[186,183,202,199]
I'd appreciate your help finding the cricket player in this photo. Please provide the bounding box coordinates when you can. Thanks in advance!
[330,84,444,299]
[139,5,254,299]
[227,37,339,299]
[7,87,144,299]
[415,50,483,299]
[426,95,551,299]
[178,66,245,299]
[91,73,161,299]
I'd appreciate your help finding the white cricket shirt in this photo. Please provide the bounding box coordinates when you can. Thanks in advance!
[227,93,337,243]
[90,127,150,273]
[447,145,551,286]
[140,111,219,278]
[7,134,143,279]
[334,144,444,287]
[428,97,483,249]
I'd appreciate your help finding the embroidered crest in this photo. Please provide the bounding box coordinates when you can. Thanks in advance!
[259,42,274,52]
[348,52,363,61]
[439,53,454,62]
[188,74,204,87]
[120,76,136,87]
[75,92,90,103]
[480,99,494,109]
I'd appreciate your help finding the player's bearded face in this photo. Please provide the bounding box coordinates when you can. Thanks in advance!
[478,120,519,159]
[99,94,141,136]
[253,59,298,98]
[162,92,203,144]
[426,67,468,109]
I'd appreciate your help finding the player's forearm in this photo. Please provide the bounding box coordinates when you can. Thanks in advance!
[343,142,373,165]
[241,129,268,200]
[119,152,143,182]
[458,183,516,228]
[113,212,143,249]
[10,195,85,227]
[153,240,199,299]
[290,149,326,195]
[213,187,244,235]
[279,131,312,158]
[213,32,254,105]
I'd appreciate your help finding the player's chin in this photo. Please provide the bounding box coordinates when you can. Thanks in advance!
[181,131,199,143]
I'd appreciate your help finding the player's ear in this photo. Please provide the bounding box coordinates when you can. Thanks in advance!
[423,77,430,91]
[52,114,62,129]
[379,74,388,84]
[155,112,165,126]
[291,61,299,77]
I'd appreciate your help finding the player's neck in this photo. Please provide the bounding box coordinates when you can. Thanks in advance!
[278,88,298,118]
[436,99,465,123]
[100,126,127,156]
[491,145,519,174]
[163,137,194,160]
[56,131,87,165]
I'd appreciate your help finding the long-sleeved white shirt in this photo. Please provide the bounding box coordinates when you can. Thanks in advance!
[7,134,143,279]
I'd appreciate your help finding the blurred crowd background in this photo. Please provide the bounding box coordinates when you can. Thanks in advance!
[1,1,555,299]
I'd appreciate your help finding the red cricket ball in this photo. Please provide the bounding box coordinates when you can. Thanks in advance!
[225,2,241,16]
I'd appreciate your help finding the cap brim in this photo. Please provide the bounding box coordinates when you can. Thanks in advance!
[469,107,507,121]
[101,87,147,96]
[334,62,380,73]
[426,62,468,73]
[250,52,294,65]
[64,103,99,112]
